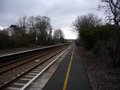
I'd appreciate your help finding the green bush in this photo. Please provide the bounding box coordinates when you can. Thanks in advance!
[80,24,120,66]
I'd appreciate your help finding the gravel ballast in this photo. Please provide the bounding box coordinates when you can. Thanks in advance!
[79,47,120,90]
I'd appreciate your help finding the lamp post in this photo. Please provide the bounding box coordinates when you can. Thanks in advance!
[35,36,38,48]
[35,30,38,48]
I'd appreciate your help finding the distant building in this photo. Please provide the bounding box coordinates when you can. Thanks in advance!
[65,39,76,43]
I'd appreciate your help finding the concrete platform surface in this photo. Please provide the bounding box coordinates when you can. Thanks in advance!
[43,44,92,90]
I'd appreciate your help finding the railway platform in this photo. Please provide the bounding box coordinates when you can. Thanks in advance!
[0,44,91,90]
[42,44,92,90]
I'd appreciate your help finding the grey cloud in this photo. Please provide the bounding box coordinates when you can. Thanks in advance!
[45,0,98,16]
[0,0,49,26]
[45,0,100,28]
[0,0,102,28]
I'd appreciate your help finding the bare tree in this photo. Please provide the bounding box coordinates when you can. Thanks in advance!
[9,16,27,38]
[26,16,38,46]
[26,16,52,46]
[53,29,64,43]
[73,13,101,31]
[27,16,36,33]
[17,16,27,28]
[99,0,120,27]
[99,1,120,65]
[35,16,52,45]
[8,16,30,47]
[101,0,120,65]
[17,16,27,35]
[73,13,101,38]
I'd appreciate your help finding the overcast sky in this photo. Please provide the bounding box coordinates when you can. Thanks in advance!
[0,0,103,39]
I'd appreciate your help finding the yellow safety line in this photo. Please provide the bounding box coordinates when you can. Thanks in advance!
[63,45,75,90]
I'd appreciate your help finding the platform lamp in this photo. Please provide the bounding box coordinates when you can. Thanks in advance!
[35,30,38,48]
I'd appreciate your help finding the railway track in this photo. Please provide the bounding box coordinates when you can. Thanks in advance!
[0,45,69,90]
[0,48,60,75]
[0,45,61,68]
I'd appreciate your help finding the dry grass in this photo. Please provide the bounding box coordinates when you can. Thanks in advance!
[79,47,120,90]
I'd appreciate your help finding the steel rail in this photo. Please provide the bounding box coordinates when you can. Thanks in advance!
[0,44,68,63]
[0,48,59,75]
[21,46,69,90]
[0,46,68,89]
